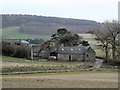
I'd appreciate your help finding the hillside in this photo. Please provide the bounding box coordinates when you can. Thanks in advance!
[1,14,102,35]
[1,27,51,40]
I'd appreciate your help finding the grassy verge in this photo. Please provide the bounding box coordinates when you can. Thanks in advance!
[1,56,30,63]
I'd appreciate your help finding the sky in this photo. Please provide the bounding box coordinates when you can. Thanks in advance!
[0,0,119,22]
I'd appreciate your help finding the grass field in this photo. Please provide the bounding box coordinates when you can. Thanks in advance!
[81,38,98,48]
[2,26,98,45]
[2,26,98,42]
[1,27,51,40]
[1,56,94,67]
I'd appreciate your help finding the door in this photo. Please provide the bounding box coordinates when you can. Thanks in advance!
[69,55,72,61]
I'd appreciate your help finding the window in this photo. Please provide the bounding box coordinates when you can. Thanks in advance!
[16,43,20,45]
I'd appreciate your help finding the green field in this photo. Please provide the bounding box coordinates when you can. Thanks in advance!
[1,27,51,40]
[2,55,93,66]
[82,38,98,48]
[2,26,97,43]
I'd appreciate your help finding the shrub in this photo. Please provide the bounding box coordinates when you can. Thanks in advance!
[13,47,27,58]
[2,45,31,59]
[2,45,15,56]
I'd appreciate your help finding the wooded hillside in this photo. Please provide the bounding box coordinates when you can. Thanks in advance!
[1,14,102,35]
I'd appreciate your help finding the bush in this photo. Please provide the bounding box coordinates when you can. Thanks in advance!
[13,47,29,58]
[2,45,31,59]
[2,45,15,56]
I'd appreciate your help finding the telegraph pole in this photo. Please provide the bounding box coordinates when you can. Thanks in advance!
[118,1,120,23]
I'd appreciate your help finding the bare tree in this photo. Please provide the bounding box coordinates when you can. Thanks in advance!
[91,20,120,62]
[116,34,120,60]
[93,30,110,62]
[103,20,120,61]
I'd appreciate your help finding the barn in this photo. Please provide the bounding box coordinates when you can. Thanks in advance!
[49,46,96,61]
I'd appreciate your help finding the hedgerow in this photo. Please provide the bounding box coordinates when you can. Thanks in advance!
[2,45,31,59]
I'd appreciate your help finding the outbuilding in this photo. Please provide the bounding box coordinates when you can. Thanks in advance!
[50,46,96,61]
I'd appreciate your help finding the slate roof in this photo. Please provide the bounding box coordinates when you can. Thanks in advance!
[51,46,92,54]
[21,40,29,44]
[2,39,29,44]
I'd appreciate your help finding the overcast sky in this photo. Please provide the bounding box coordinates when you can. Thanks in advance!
[0,0,119,22]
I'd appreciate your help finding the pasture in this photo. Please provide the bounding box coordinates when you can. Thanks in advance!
[2,56,94,67]
[2,27,98,46]
[1,27,51,40]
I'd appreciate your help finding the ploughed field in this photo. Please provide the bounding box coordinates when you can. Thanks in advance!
[2,72,118,88]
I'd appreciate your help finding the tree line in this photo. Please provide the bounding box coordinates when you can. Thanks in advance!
[2,14,100,28]
[2,14,101,35]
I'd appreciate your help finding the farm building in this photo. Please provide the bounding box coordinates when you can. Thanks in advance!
[2,39,42,58]
[32,45,41,56]
[40,46,96,61]
[2,39,29,47]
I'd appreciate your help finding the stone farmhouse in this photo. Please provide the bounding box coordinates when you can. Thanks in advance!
[39,46,96,61]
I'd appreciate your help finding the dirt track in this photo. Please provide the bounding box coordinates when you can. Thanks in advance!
[2,72,118,88]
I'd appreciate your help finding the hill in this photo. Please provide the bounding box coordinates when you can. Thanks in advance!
[1,14,102,35]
